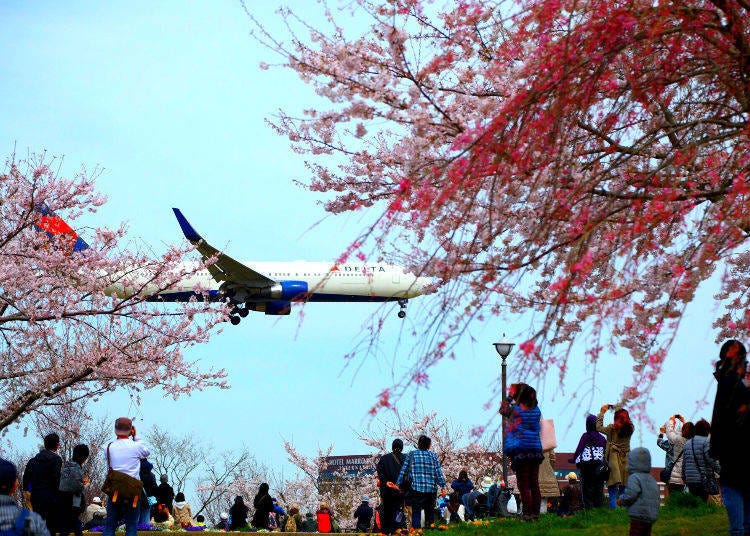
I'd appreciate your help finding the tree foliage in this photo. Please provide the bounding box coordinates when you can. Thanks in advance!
[247,0,750,410]
[281,411,500,529]
[0,154,227,431]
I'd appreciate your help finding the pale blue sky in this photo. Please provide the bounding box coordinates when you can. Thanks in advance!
[0,0,721,482]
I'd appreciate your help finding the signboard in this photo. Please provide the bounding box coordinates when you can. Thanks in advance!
[322,455,374,477]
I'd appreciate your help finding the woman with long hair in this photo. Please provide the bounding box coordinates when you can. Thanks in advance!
[251,484,274,530]
[228,496,249,530]
[597,405,634,509]
[500,383,544,522]
[710,339,750,536]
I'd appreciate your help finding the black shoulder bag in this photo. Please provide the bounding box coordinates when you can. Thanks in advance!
[659,447,683,485]
[691,441,719,496]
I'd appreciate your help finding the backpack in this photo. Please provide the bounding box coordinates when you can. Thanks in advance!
[284,515,297,532]
[0,508,30,536]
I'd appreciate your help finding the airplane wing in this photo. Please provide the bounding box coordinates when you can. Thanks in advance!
[172,208,276,287]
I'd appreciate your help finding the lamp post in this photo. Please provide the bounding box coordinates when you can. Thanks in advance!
[494,335,514,486]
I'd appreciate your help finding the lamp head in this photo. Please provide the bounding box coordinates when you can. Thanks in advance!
[494,335,514,359]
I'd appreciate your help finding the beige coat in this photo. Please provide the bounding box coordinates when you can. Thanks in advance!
[172,502,194,527]
[596,410,632,487]
[539,450,561,498]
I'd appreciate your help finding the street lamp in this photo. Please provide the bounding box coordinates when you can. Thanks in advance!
[494,335,514,486]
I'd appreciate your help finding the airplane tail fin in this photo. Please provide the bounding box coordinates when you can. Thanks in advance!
[33,202,90,252]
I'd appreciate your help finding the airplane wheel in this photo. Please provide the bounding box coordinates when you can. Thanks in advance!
[238,307,249,318]
[229,315,241,325]
[398,310,406,319]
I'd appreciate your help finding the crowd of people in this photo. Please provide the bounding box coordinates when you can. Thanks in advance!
[0,340,747,536]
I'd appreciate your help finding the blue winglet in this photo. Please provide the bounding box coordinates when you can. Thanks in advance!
[172,208,202,243]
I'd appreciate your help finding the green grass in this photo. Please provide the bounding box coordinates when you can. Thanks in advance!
[435,494,727,536]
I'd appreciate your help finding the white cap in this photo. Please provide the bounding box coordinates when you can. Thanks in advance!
[220,512,228,520]
[92,497,102,504]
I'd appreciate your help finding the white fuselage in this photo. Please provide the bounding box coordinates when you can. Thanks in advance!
[161,260,429,302]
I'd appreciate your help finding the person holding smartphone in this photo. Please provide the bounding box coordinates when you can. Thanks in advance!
[597,405,634,509]
[500,383,544,522]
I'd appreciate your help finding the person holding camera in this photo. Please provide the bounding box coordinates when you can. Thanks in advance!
[500,383,544,522]
[102,417,150,536]
[664,414,694,494]
[597,404,634,509]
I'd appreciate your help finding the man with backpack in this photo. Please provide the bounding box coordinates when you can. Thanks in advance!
[0,458,50,536]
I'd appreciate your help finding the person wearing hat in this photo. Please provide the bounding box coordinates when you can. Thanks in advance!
[102,417,150,536]
[0,458,50,536]
[215,512,229,530]
[156,474,175,515]
[557,472,583,517]
[353,496,374,533]
[83,496,107,528]
[284,503,302,532]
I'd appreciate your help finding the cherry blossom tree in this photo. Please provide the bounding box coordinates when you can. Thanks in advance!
[0,153,227,432]
[247,0,750,410]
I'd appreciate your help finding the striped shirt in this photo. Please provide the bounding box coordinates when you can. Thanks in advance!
[0,495,50,536]
[397,449,446,493]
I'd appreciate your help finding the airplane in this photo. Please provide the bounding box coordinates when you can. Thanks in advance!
[142,208,433,324]
[32,205,431,323]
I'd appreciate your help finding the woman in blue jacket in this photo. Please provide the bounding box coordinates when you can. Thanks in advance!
[500,383,543,522]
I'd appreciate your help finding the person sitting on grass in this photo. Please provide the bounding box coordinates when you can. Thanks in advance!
[557,472,583,517]
[616,448,659,536]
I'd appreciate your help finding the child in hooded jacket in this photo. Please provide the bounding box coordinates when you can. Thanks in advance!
[617,447,659,536]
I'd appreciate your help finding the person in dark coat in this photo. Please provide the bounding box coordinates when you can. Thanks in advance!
[710,340,750,536]
[139,459,158,523]
[300,512,317,532]
[251,483,274,529]
[557,472,583,517]
[353,496,374,532]
[156,475,175,514]
[570,414,608,509]
[228,496,248,530]
[24,432,62,534]
[375,439,406,534]
[450,470,474,499]
[681,419,719,503]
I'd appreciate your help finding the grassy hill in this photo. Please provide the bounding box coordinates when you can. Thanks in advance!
[436,493,727,536]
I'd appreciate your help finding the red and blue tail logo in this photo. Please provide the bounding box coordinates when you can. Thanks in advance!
[33,203,90,253]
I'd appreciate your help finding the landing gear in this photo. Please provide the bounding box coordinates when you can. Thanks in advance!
[229,304,249,323]
[397,299,407,319]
